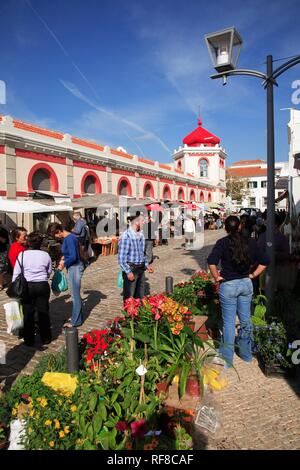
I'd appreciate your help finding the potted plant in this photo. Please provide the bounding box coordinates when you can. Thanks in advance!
[252,322,295,377]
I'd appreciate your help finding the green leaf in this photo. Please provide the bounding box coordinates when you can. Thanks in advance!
[83,439,95,450]
[93,414,103,435]
[134,333,150,343]
[87,423,94,442]
[120,327,131,338]
[79,415,86,434]
[179,363,191,399]
[113,402,122,417]
[89,393,98,412]
[98,402,107,421]
[123,373,134,387]
[111,391,119,404]
[116,363,125,379]
[104,420,115,428]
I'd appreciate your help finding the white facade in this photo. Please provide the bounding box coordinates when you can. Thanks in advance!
[228,160,287,211]
[288,109,300,214]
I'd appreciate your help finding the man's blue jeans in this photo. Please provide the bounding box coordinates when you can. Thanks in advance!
[68,262,84,326]
[219,277,253,366]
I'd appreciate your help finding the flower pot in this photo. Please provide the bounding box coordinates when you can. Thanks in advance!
[185,375,201,398]
[156,381,169,397]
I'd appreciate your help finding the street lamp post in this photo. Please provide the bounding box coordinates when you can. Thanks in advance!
[205,27,300,308]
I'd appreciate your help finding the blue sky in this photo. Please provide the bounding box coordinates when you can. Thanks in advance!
[0,0,300,165]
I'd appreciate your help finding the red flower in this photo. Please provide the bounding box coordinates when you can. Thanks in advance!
[124,297,141,319]
[130,419,147,438]
[116,421,129,432]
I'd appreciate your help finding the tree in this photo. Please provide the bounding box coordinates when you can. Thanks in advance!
[226,173,249,202]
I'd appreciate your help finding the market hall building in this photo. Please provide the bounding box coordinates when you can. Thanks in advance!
[0,114,226,229]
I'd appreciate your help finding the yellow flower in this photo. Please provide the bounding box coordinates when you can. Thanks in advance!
[44,420,52,427]
[59,431,65,439]
[28,427,33,434]
[37,397,41,402]
[29,410,34,417]
[49,441,55,448]
[12,408,18,416]
[29,402,34,409]
[39,398,48,408]
[54,419,60,429]
[64,426,70,434]
[70,405,77,413]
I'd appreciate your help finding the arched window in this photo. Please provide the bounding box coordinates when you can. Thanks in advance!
[199,159,208,178]
[177,160,182,170]
[208,192,212,202]
[162,185,171,200]
[118,178,132,196]
[32,169,51,191]
[28,163,59,193]
[178,187,185,201]
[143,182,154,198]
[200,191,205,202]
[81,172,101,195]
[190,190,195,201]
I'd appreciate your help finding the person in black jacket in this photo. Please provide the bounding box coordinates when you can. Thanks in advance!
[207,215,269,367]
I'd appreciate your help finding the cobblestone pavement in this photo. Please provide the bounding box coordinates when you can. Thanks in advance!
[0,230,300,450]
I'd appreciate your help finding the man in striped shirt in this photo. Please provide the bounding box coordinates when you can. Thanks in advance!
[118,215,153,301]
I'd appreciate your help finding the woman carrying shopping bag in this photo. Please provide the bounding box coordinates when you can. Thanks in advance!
[12,232,52,347]
[48,223,84,328]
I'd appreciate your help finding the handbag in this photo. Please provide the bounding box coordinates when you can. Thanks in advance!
[52,270,68,293]
[6,252,28,300]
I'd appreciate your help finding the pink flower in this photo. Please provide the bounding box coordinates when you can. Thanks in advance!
[116,421,129,432]
[130,419,147,438]
[124,298,141,319]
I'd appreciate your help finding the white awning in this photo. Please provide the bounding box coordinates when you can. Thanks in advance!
[0,198,72,214]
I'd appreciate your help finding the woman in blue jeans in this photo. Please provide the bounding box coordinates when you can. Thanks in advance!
[207,216,269,367]
[48,223,84,328]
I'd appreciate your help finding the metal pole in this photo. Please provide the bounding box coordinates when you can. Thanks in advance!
[165,276,173,295]
[265,55,276,309]
[65,327,79,373]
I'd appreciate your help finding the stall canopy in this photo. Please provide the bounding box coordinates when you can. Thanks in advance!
[0,198,72,213]
[72,193,156,210]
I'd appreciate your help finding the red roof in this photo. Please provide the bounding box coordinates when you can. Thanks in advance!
[232,159,265,166]
[183,119,220,147]
[227,167,267,177]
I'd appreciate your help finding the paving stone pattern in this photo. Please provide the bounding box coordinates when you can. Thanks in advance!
[0,230,299,450]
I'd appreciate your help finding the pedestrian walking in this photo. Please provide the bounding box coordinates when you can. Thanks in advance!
[0,224,9,290]
[8,227,27,269]
[207,215,269,367]
[183,214,195,249]
[48,223,84,328]
[143,213,156,265]
[13,232,52,347]
[118,215,153,302]
[71,212,89,262]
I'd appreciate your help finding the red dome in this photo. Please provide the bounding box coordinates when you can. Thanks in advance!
[183,119,220,147]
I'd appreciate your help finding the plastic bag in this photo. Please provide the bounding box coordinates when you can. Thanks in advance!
[4,301,23,335]
[117,270,124,288]
[194,388,221,437]
[7,420,25,450]
[52,270,68,293]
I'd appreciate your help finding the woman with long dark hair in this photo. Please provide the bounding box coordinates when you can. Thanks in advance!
[207,215,269,367]
[13,232,52,347]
